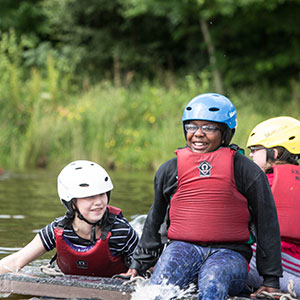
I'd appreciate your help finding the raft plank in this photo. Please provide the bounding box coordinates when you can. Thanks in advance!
[0,273,133,299]
[0,267,256,300]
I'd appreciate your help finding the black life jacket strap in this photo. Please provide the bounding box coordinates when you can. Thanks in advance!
[100,212,118,240]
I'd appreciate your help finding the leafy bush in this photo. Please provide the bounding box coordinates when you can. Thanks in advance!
[0,30,300,171]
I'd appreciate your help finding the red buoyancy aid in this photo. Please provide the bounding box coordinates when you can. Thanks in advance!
[269,164,300,243]
[55,205,128,277]
[168,147,250,243]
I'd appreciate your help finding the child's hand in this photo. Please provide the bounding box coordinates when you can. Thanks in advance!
[250,285,280,298]
[117,268,138,280]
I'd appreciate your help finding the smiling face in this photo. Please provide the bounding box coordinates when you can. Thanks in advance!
[186,120,223,153]
[75,193,108,223]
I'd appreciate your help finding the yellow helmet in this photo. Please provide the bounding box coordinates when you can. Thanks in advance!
[246,116,300,154]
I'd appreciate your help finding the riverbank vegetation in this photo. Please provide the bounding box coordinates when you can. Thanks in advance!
[0,0,300,171]
[0,49,299,171]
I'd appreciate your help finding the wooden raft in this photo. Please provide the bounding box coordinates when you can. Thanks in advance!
[0,272,134,299]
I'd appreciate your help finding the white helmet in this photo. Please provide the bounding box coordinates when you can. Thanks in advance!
[57,160,113,205]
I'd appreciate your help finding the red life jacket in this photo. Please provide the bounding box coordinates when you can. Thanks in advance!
[168,147,250,243]
[269,164,300,243]
[55,205,128,277]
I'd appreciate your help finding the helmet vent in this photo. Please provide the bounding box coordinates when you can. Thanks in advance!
[186,107,192,111]
[75,167,82,170]
[79,183,89,187]
[105,176,109,181]
[209,107,220,112]
[289,136,295,140]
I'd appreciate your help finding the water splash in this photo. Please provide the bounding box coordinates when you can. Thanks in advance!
[130,279,197,300]
[0,292,12,298]
[129,214,147,237]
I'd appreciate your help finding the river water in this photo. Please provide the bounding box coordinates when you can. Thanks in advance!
[0,168,155,299]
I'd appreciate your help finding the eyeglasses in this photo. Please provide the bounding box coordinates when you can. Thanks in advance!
[249,146,265,153]
[184,124,220,134]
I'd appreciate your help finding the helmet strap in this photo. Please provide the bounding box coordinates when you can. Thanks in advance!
[266,147,299,165]
[183,123,188,140]
[73,202,109,244]
[75,206,95,225]
[266,148,275,162]
[277,148,299,165]
[90,225,97,244]
[221,127,235,147]
[107,191,111,203]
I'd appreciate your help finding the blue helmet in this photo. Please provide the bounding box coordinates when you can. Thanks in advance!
[182,93,237,129]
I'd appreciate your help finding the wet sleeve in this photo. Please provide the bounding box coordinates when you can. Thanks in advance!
[130,158,178,274]
[109,216,139,267]
[38,222,56,251]
[234,153,282,288]
[38,217,64,251]
[123,223,139,259]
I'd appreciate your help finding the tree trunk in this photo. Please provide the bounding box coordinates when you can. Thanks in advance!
[113,54,121,87]
[291,78,299,106]
[200,18,224,94]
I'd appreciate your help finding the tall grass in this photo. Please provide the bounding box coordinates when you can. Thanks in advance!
[1,31,300,171]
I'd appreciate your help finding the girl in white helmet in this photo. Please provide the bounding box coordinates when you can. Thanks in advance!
[0,160,138,277]
[246,116,300,296]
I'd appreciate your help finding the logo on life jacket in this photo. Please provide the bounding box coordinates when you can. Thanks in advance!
[76,260,88,269]
[198,161,212,177]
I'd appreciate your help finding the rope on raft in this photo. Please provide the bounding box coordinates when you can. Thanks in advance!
[255,280,298,300]
[40,263,64,276]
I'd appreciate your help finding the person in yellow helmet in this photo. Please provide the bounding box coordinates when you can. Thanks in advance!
[246,116,300,296]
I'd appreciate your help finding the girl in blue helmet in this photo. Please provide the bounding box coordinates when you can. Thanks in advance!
[123,93,282,299]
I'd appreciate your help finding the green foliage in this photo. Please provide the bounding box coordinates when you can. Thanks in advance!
[0,0,46,35]
[1,0,300,171]
[217,0,300,86]
[0,41,214,170]
[1,0,300,86]
[0,38,299,171]
[0,29,75,169]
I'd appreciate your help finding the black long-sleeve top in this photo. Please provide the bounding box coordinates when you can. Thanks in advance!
[130,150,282,288]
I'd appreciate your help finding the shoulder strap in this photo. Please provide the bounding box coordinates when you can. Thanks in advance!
[100,212,118,240]
[49,252,57,265]
[229,143,245,155]
[57,213,73,228]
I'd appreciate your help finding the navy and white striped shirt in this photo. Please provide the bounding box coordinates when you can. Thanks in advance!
[39,213,139,267]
